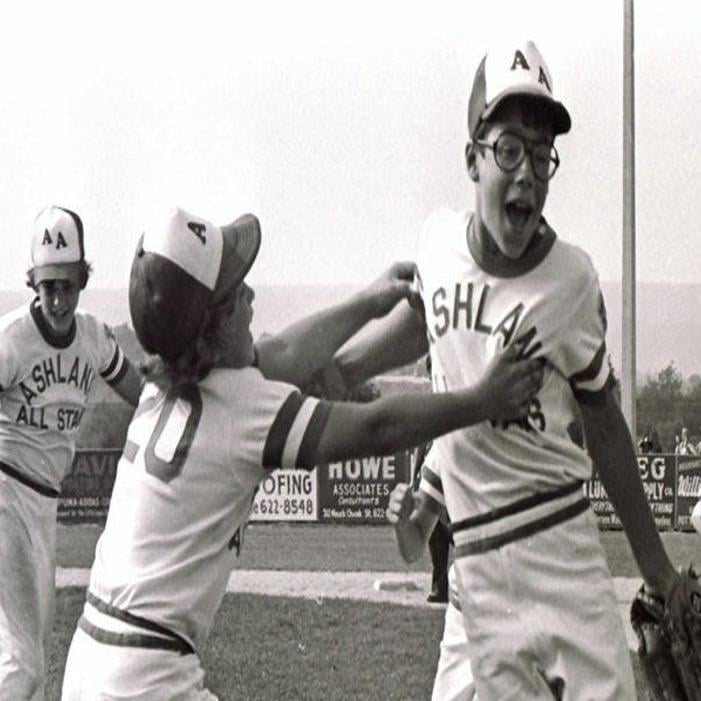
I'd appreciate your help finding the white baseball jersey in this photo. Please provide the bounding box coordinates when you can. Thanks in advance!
[0,300,126,492]
[417,208,609,532]
[85,366,330,655]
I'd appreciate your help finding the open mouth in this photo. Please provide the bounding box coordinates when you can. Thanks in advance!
[505,201,534,228]
[49,311,71,328]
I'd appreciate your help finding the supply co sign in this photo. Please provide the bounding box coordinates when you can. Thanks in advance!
[586,454,676,530]
[317,452,411,523]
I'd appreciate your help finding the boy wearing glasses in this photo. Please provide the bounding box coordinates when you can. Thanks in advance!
[333,40,680,699]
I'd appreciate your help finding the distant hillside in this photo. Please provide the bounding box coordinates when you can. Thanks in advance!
[599,282,701,381]
[0,281,699,379]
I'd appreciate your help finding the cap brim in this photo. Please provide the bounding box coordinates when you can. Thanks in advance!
[481,85,571,135]
[33,262,83,285]
[211,213,262,306]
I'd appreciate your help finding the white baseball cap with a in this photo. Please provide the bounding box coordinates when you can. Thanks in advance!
[468,40,571,139]
[31,206,85,284]
[129,207,261,362]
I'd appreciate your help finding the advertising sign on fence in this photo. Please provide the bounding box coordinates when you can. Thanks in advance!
[636,454,676,530]
[58,449,120,524]
[249,469,318,522]
[586,454,676,530]
[57,449,701,530]
[584,477,620,529]
[317,452,411,523]
[676,455,701,531]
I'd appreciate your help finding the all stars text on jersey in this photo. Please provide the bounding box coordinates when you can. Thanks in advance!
[13,353,95,431]
[429,281,542,359]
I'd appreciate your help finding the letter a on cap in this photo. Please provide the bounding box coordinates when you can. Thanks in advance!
[187,221,207,244]
[142,208,224,292]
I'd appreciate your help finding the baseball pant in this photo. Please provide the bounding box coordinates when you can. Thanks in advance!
[61,626,217,701]
[454,507,635,700]
[0,475,57,701]
[432,566,476,701]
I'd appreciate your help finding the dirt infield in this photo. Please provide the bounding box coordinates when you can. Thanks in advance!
[56,567,640,650]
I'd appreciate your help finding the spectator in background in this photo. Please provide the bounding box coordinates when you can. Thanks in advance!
[638,434,654,454]
[649,426,662,453]
[675,427,697,455]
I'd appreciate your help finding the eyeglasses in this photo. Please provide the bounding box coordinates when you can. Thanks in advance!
[473,132,560,181]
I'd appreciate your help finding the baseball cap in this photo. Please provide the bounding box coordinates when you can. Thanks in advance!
[468,40,571,139]
[129,207,261,362]
[31,206,85,284]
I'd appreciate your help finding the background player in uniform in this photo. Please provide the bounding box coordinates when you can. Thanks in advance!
[413,355,452,604]
[389,448,475,701]
[60,207,543,700]
[331,40,683,699]
[0,206,143,700]
[412,439,451,603]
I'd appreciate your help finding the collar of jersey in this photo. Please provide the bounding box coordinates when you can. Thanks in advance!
[466,214,556,278]
[30,298,77,349]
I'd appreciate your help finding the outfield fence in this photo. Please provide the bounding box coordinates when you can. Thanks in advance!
[58,450,701,531]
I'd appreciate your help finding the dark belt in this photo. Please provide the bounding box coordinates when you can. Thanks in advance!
[81,591,194,656]
[0,460,59,498]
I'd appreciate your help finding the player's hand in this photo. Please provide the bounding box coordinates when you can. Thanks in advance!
[477,344,545,422]
[386,482,416,525]
[361,262,421,318]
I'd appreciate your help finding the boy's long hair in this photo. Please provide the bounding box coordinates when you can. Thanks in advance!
[140,300,235,390]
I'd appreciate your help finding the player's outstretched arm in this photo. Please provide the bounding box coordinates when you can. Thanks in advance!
[386,484,438,563]
[579,388,678,599]
[255,262,419,387]
[332,298,429,390]
[310,347,543,465]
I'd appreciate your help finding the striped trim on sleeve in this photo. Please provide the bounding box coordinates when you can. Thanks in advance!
[263,393,331,470]
[296,401,332,469]
[420,463,446,516]
[569,342,610,402]
[101,346,127,385]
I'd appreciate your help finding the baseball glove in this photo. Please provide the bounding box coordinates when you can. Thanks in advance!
[630,565,701,700]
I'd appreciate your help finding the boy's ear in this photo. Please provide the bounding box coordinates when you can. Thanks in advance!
[465,143,479,182]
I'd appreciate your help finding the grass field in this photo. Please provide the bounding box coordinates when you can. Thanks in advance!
[49,524,701,700]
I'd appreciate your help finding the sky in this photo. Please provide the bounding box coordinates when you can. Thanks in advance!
[1,0,699,289]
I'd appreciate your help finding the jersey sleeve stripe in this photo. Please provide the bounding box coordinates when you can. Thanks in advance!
[295,401,333,469]
[420,463,446,512]
[421,484,446,515]
[101,346,126,384]
[280,397,319,469]
[572,363,610,394]
[569,342,606,386]
[420,477,445,505]
[262,392,305,469]
[421,463,443,494]
[571,385,609,405]
[109,356,131,387]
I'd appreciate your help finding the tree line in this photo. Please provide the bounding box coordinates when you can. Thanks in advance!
[637,362,701,453]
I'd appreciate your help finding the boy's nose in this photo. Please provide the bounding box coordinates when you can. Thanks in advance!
[514,153,535,184]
